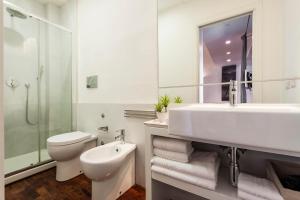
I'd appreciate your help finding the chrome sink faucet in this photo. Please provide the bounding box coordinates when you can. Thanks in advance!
[115,129,125,144]
[229,80,238,106]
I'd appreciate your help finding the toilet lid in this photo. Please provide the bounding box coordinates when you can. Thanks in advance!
[47,131,91,146]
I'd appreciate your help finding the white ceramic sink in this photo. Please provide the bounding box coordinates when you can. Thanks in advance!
[169,104,300,153]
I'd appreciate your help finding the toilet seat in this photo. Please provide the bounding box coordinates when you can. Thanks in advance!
[47,131,91,146]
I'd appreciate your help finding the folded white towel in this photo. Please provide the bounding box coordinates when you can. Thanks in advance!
[238,190,269,200]
[153,147,193,163]
[153,136,193,153]
[151,165,218,190]
[238,173,283,200]
[151,151,219,180]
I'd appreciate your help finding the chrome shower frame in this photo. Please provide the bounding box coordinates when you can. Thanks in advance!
[3,1,72,33]
[6,7,27,19]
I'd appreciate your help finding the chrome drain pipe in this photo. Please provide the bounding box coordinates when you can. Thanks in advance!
[222,146,245,187]
[229,147,239,187]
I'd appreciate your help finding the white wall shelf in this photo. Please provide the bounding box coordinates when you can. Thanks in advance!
[145,120,300,158]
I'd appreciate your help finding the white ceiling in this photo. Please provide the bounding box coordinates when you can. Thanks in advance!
[158,0,194,11]
[203,14,252,68]
[35,0,69,6]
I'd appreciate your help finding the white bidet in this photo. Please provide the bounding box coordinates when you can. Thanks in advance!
[80,141,136,200]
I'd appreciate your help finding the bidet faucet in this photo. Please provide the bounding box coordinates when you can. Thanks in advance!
[115,129,125,144]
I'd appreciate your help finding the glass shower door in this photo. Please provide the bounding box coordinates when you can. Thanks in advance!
[4,5,40,174]
[39,21,73,163]
[4,3,73,175]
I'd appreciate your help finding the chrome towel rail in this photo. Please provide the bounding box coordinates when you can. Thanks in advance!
[124,110,156,119]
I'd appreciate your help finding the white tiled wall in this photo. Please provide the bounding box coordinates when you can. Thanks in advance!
[77,0,158,187]
[0,1,4,198]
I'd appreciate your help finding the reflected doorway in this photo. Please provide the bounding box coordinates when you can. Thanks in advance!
[199,13,253,103]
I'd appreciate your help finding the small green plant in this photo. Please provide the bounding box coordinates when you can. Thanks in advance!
[174,96,183,104]
[154,102,164,113]
[160,95,170,111]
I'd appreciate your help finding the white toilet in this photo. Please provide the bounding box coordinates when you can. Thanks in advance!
[47,131,97,182]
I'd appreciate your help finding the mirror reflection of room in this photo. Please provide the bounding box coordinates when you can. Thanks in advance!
[200,14,253,104]
[158,0,300,104]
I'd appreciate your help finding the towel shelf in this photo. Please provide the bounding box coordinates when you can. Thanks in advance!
[151,167,238,200]
[145,123,237,200]
[145,120,300,200]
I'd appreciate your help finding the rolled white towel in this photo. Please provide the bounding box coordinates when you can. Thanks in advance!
[151,151,220,180]
[238,190,268,200]
[153,136,193,153]
[151,164,219,190]
[238,173,283,200]
[153,147,193,163]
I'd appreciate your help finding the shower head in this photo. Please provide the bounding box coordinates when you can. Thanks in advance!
[6,7,27,19]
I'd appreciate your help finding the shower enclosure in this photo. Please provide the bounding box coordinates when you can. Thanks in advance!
[3,2,72,175]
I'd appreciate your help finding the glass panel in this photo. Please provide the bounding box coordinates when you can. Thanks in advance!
[240,79,300,104]
[3,3,73,173]
[39,21,72,162]
[3,5,40,174]
[159,79,300,104]
[159,86,199,104]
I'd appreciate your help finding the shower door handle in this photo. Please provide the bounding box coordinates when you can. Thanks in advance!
[25,83,37,126]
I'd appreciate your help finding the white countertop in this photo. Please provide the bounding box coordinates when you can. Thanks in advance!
[144,119,168,128]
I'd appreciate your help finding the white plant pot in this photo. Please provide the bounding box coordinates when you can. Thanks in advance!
[156,112,168,123]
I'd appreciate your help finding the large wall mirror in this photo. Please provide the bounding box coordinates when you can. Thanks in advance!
[158,0,300,104]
